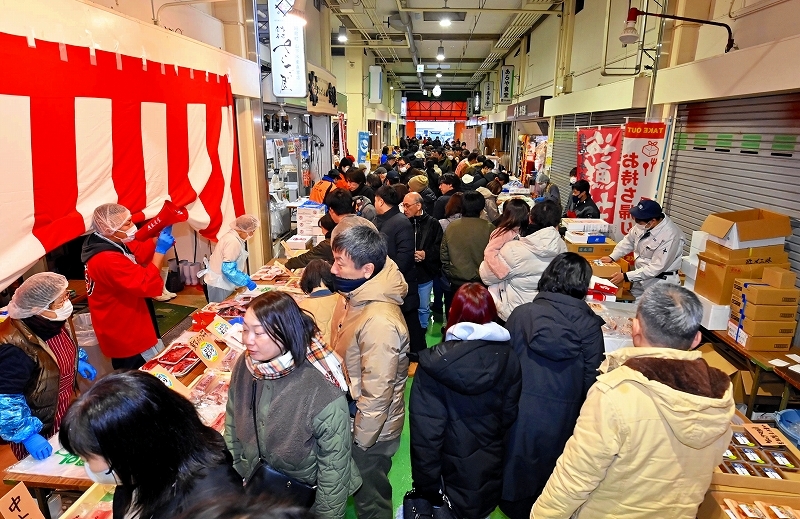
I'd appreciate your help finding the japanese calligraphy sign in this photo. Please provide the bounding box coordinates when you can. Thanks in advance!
[0,483,45,519]
[577,127,623,229]
[482,81,493,111]
[500,66,514,104]
[267,0,307,97]
[615,122,667,237]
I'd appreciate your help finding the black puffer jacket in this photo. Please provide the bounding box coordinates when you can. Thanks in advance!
[410,322,522,519]
[409,213,443,284]
[376,206,419,308]
[501,291,605,503]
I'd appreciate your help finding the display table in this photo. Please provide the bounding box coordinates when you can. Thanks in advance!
[705,329,800,419]
[772,365,800,411]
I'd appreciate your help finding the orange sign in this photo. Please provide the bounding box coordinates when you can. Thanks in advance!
[624,122,666,139]
[744,423,786,448]
[0,483,46,519]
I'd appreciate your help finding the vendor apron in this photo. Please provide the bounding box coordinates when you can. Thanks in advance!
[200,234,248,292]
[10,329,76,460]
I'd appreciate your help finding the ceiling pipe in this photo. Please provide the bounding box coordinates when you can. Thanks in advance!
[393,1,562,15]
[396,6,425,91]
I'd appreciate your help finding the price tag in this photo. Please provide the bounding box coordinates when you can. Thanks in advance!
[744,424,786,447]
[0,482,46,519]
[145,365,191,397]
[189,331,224,368]
[206,316,232,341]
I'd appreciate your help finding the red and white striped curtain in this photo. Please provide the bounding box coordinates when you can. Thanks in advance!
[0,32,246,290]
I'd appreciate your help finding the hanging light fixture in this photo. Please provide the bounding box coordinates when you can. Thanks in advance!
[432,80,442,97]
[436,65,442,78]
[439,0,451,27]
[337,25,348,42]
[436,42,445,61]
[285,0,307,26]
[423,89,429,96]
[390,85,394,90]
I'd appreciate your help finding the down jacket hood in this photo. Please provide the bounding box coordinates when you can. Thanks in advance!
[344,258,408,307]
[521,226,564,259]
[524,292,606,361]
[418,322,513,395]
[600,347,735,449]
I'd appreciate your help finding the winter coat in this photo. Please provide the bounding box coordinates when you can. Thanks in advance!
[353,195,377,223]
[418,188,437,216]
[409,213,443,284]
[439,214,460,233]
[563,196,600,219]
[376,206,419,309]
[502,292,605,502]
[0,319,61,443]
[298,289,340,347]
[310,177,337,204]
[81,234,162,358]
[225,360,361,519]
[285,239,333,269]
[533,347,735,519]
[112,448,243,519]
[410,322,521,519]
[331,259,409,448]
[441,217,495,285]
[351,183,375,204]
[433,194,452,220]
[479,227,567,321]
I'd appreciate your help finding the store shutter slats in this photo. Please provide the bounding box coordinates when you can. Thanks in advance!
[663,93,800,303]
[550,109,645,209]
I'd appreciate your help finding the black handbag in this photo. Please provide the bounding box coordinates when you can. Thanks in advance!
[245,380,317,508]
[403,481,459,519]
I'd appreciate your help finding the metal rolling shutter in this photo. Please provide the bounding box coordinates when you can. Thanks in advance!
[663,93,800,288]
[551,108,645,208]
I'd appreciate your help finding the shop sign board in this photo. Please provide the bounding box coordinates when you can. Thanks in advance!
[267,0,307,98]
[400,96,407,117]
[483,81,493,111]
[615,122,667,237]
[357,131,370,164]
[467,98,473,117]
[577,127,623,236]
[306,63,338,115]
[473,91,481,115]
[500,66,514,104]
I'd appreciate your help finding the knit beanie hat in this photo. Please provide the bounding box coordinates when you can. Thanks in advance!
[408,175,429,193]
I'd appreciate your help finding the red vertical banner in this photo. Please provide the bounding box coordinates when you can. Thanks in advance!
[577,127,623,224]
[615,122,667,236]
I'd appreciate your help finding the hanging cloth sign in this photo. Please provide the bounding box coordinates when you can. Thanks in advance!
[577,127,623,236]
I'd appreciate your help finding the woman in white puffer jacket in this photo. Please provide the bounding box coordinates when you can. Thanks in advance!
[480,200,566,321]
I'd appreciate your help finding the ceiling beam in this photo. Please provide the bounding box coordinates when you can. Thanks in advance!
[394,0,562,15]
[393,57,486,63]
[330,32,502,41]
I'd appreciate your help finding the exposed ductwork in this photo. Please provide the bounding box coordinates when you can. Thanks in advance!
[397,10,425,91]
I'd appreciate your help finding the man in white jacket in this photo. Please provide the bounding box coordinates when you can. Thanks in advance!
[532,283,734,519]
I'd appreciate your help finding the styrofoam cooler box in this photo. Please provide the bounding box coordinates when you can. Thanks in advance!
[561,218,611,233]
[682,256,699,280]
[312,235,325,246]
[690,231,709,254]
[684,277,696,291]
[695,292,730,330]
[286,235,313,249]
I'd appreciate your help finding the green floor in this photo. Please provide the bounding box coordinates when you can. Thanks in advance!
[344,316,509,518]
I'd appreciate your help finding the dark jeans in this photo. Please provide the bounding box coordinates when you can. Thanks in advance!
[352,438,401,519]
[402,308,427,355]
[111,354,146,370]
[431,276,446,314]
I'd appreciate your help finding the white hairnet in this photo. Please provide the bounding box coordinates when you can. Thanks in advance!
[231,215,260,234]
[92,203,131,235]
[7,272,69,319]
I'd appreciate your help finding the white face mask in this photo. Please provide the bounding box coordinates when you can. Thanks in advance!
[42,300,73,322]
[570,176,577,184]
[399,166,408,173]
[636,222,650,232]
[85,464,120,485]
[119,225,137,243]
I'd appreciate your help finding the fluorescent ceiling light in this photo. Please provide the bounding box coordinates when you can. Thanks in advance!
[436,45,445,61]
[338,25,348,42]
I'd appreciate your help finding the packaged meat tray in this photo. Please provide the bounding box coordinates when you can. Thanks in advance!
[157,344,192,365]
[168,352,201,377]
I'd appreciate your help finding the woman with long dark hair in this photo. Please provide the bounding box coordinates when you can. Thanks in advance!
[59,370,241,519]
[410,283,521,519]
[225,292,360,519]
[500,253,605,519]
[481,199,530,280]
[479,199,566,322]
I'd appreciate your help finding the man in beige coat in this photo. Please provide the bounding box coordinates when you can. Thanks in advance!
[330,225,410,519]
[532,283,734,519]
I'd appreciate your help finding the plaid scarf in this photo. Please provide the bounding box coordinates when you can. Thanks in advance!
[246,334,348,391]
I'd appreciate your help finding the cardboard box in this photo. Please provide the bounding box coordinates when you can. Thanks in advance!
[590,259,621,278]
[727,321,792,351]
[564,231,606,244]
[763,267,797,290]
[743,285,800,306]
[698,491,800,519]
[565,238,617,257]
[730,301,798,322]
[694,253,789,305]
[701,209,792,250]
[735,317,797,337]
[699,344,740,377]
[696,292,731,331]
[285,235,313,250]
[733,278,769,301]
[703,242,789,265]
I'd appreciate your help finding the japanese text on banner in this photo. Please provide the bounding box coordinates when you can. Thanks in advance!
[615,122,667,236]
[577,127,623,224]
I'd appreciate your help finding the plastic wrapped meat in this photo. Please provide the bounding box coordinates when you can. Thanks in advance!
[208,380,230,405]
[141,359,162,371]
[158,344,192,365]
[168,352,200,377]
[219,348,241,372]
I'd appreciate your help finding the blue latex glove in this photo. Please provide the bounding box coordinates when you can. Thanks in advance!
[246,280,257,291]
[228,317,244,325]
[23,433,52,460]
[154,225,175,254]
[534,196,545,203]
[78,360,97,381]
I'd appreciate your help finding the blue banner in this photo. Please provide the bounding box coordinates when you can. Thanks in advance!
[357,131,369,165]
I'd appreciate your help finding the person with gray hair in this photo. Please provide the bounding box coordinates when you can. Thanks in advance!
[329,225,410,519]
[532,282,735,519]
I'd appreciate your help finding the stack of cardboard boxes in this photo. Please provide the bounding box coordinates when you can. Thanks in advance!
[692,209,793,330]
[727,267,799,351]
[561,219,630,298]
[681,230,709,292]
[295,200,327,246]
